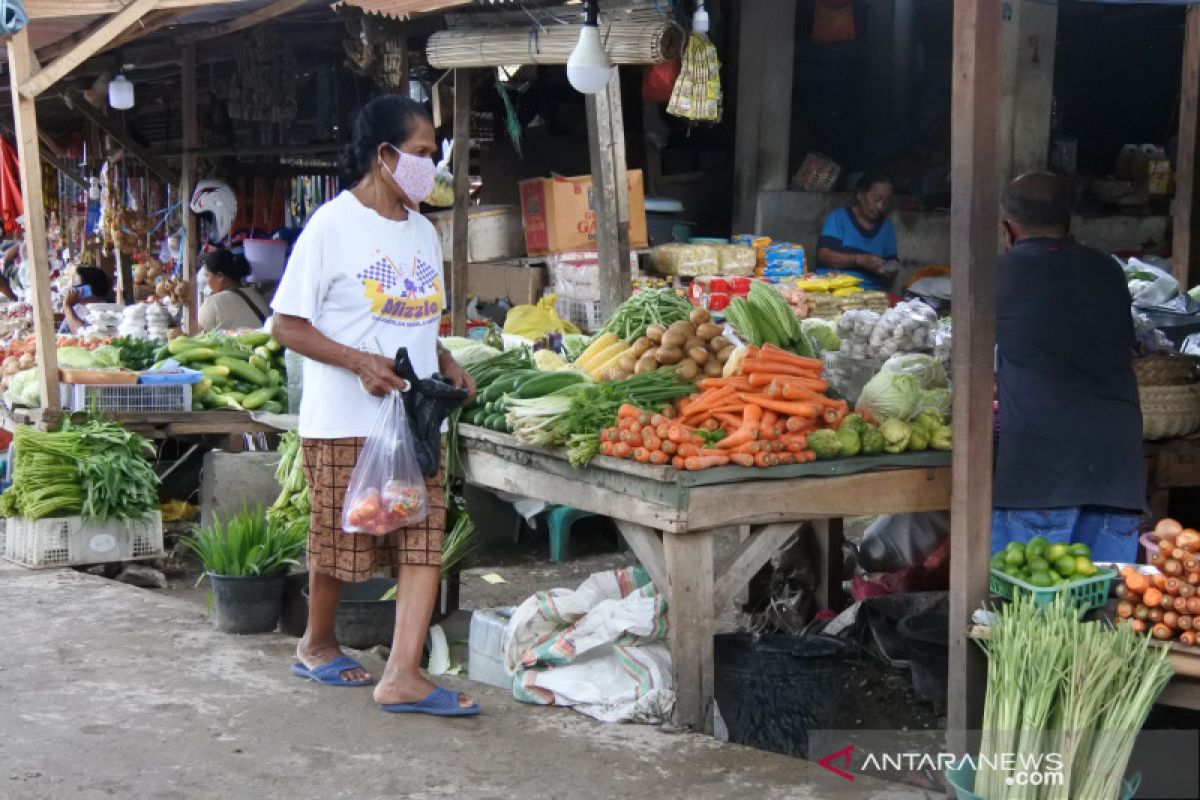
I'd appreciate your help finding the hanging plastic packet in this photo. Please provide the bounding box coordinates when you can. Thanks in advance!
[426,138,456,208]
[341,391,428,535]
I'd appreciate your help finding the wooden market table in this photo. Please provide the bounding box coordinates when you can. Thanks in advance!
[2,406,281,440]
[458,425,952,732]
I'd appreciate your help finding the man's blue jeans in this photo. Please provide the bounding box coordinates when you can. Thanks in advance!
[990,507,1141,563]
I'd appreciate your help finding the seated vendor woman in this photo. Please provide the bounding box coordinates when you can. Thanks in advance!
[61,267,114,334]
[198,247,269,332]
[815,170,900,291]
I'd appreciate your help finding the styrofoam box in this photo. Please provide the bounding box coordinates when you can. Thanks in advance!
[3,512,164,569]
[468,607,516,690]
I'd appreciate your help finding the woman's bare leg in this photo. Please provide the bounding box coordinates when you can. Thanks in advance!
[297,570,371,683]
[373,564,473,707]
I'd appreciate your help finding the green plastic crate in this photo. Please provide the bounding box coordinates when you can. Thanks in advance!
[988,567,1117,612]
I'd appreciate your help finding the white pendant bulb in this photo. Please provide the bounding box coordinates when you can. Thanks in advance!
[567,0,613,95]
[108,72,135,110]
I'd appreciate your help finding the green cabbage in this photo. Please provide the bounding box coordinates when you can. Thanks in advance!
[5,368,40,407]
[881,353,947,389]
[908,427,930,451]
[807,429,843,460]
[450,343,502,366]
[857,371,920,422]
[930,425,952,451]
[800,318,841,353]
[836,428,861,457]
[861,428,885,455]
[880,418,912,453]
[55,347,95,369]
[89,345,122,369]
[915,388,951,419]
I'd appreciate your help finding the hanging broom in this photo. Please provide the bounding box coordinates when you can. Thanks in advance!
[667,1,722,123]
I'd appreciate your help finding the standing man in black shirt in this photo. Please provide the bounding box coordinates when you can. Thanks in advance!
[991,172,1145,562]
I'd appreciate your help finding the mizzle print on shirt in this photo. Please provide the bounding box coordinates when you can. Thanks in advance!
[356,250,443,327]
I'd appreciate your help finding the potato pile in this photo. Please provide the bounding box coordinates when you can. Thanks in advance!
[606,309,734,382]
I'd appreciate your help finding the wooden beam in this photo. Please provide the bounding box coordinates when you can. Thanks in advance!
[6,30,61,412]
[173,0,307,45]
[947,0,1002,755]
[107,7,196,53]
[450,68,471,337]
[615,521,670,605]
[1173,7,1200,287]
[180,43,199,334]
[21,0,160,99]
[24,0,240,18]
[586,68,632,324]
[712,523,799,614]
[62,88,179,185]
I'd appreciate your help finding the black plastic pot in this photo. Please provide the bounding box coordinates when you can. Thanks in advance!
[898,610,948,703]
[279,571,309,637]
[714,633,847,758]
[208,573,286,634]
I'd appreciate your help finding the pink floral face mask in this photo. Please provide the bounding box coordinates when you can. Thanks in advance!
[380,145,435,206]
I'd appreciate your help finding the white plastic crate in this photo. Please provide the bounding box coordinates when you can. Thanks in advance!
[61,383,191,413]
[3,512,164,569]
[556,297,606,333]
[468,606,515,690]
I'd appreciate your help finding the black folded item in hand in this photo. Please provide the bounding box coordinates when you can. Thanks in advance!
[392,347,469,477]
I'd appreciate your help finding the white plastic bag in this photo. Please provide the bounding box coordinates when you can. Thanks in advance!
[341,391,427,535]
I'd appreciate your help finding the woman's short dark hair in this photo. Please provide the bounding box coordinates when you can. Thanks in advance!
[202,247,251,283]
[856,169,893,194]
[76,267,111,300]
[341,95,434,185]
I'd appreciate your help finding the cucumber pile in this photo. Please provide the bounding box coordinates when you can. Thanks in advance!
[158,331,288,412]
[463,370,587,432]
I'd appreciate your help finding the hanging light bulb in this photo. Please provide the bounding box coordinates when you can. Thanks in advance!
[567,0,613,95]
[108,71,135,110]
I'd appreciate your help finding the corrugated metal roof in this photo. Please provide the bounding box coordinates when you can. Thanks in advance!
[331,0,475,21]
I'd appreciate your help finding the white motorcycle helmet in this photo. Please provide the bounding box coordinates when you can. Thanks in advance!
[190,179,236,244]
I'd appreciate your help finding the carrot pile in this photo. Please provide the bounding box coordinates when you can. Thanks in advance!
[599,344,851,471]
[1116,517,1200,646]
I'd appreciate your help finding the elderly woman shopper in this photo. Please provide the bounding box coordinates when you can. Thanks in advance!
[271,95,477,716]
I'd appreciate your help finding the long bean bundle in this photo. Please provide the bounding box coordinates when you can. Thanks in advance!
[598,289,693,343]
[0,418,158,522]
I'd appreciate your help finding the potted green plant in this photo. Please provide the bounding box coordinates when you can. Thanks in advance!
[185,505,306,634]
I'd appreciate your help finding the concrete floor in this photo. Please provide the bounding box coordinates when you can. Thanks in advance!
[0,562,928,800]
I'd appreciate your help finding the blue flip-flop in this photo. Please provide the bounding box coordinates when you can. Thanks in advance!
[380,687,480,717]
[291,655,374,687]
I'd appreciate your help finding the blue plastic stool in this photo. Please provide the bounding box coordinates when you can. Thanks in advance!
[544,505,597,562]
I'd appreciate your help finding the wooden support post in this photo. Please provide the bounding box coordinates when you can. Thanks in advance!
[947,0,1003,755]
[450,68,472,337]
[810,518,845,612]
[6,30,61,411]
[180,44,199,333]
[664,528,715,733]
[731,0,796,232]
[1173,8,1200,287]
[586,69,631,322]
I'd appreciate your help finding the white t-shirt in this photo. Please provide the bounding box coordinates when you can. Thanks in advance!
[271,191,445,438]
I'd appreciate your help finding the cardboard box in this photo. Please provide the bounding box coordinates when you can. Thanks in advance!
[427,205,526,264]
[519,170,648,256]
[467,261,547,306]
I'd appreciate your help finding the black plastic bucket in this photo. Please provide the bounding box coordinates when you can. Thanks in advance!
[279,571,309,637]
[714,633,847,758]
[209,573,286,634]
[303,577,396,649]
[898,610,948,703]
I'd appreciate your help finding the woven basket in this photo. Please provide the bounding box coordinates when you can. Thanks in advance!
[1140,384,1200,440]
[1133,355,1200,387]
